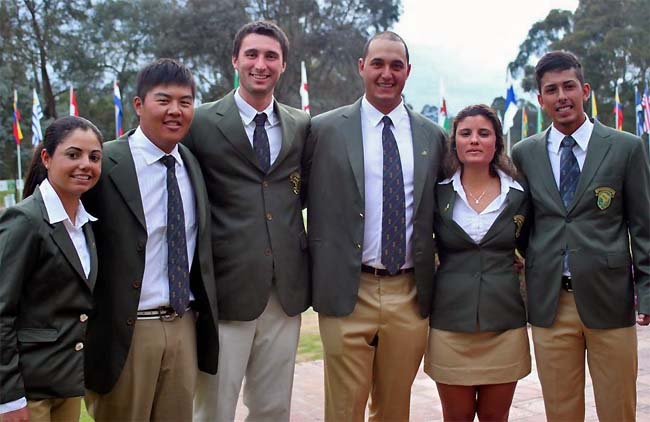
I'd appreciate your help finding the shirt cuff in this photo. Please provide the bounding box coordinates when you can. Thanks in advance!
[0,397,27,414]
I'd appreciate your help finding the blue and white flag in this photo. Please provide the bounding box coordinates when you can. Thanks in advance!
[636,86,644,136]
[503,84,518,135]
[32,88,43,146]
[113,80,124,138]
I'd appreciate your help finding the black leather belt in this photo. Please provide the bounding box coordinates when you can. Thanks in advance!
[361,265,414,277]
[137,303,193,321]
[561,276,573,292]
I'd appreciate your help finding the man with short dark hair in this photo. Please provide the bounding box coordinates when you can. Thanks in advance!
[512,50,650,421]
[83,58,219,422]
[184,21,310,422]
[305,31,446,421]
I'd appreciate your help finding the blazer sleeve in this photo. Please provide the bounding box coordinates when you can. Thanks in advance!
[0,207,39,403]
[624,139,650,314]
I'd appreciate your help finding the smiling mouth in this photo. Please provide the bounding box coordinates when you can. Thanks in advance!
[164,121,182,128]
[72,175,92,180]
[556,104,573,112]
[251,73,270,80]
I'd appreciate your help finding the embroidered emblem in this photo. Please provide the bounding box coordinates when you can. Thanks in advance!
[513,214,525,238]
[595,187,615,210]
[289,172,301,195]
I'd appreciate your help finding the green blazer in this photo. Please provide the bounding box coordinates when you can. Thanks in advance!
[0,189,97,403]
[305,99,446,317]
[183,92,311,321]
[82,132,219,394]
[431,181,528,332]
[512,120,650,329]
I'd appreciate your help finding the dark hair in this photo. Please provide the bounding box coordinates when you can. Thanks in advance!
[443,104,518,179]
[535,51,584,92]
[135,58,196,101]
[362,31,410,64]
[23,116,103,198]
[233,21,289,64]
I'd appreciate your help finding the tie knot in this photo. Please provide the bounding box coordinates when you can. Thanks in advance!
[254,113,268,127]
[160,155,176,169]
[381,116,393,128]
[561,136,576,149]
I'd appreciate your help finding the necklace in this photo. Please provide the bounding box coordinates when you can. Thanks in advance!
[466,188,488,204]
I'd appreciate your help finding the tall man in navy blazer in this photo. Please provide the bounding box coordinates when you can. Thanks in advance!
[83,59,219,422]
[512,51,650,421]
[184,21,310,422]
[306,32,446,421]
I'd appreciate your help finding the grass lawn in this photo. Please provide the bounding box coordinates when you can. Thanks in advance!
[80,309,323,421]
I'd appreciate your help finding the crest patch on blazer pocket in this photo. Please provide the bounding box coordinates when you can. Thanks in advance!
[513,214,525,238]
[594,187,615,210]
[289,172,301,195]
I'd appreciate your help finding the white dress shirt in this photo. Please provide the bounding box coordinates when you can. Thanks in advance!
[439,169,523,244]
[129,127,197,310]
[546,114,594,188]
[0,179,97,414]
[360,97,415,269]
[234,88,283,165]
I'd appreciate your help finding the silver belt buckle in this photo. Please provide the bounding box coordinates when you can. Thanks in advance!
[159,307,178,322]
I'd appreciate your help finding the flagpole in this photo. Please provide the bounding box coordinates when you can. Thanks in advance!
[16,143,22,200]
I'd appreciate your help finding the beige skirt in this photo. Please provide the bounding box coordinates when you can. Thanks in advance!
[424,326,531,385]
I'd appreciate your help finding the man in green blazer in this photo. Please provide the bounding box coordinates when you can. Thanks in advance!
[82,59,219,422]
[512,51,650,421]
[305,32,445,421]
[184,21,310,422]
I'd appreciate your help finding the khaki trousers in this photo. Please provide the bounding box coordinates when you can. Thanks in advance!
[319,272,428,422]
[23,397,81,422]
[193,291,301,422]
[85,313,198,422]
[532,290,638,422]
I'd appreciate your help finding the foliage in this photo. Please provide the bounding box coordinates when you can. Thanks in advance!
[508,0,650,133]
[0,0,401,179]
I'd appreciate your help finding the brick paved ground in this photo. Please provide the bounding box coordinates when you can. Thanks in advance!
[236,325,650,421]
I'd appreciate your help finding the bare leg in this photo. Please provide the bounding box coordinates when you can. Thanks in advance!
[476,382,517,422]
[436,382,477,422]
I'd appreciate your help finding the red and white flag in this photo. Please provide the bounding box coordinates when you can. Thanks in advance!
[300,61,310,115]
[70,86,79,116]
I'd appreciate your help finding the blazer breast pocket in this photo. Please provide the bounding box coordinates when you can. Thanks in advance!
[17,327,59,343]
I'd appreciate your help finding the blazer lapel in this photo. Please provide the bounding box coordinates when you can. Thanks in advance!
[179,146,208,234]
[568,121,612,213]
[35,190,89,285]
[214,92,264,171]
[529,129,565,211]
[437,183,475,245]
[107,138,147,230]
[342,100,365,200]
[84,223,98,290]
[480,188,523,245]
[409,110,430,215]
[269,102,295,172]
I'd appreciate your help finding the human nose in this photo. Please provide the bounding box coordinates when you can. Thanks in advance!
[167,100,181,115]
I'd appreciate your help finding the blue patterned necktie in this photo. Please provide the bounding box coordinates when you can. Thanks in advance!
[253,113,271,172]
[381,116,406,275]
[559,135,580,273]
[160,155,190,316]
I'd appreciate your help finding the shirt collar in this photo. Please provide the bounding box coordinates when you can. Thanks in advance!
[548,113,593,154]
[440,169,523,194]
[39,178,97,228]
[234,88,278,127]
[361,96,408,128]
[130,126,184,167]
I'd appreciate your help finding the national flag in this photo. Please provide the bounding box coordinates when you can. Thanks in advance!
[438,79,451,131]
[113,80,124,138]
[12,90,23,145]
[503,84,518,135]
[642,84,650,133]
[522,106,528,138]
[300,61,310,115]
[32,88,43,146]
[70,86,79,116]
[591,91,598,120]
[536,103,543,133]
[613,85,623,130]
[234,70,239,89]
[636,86,644,136]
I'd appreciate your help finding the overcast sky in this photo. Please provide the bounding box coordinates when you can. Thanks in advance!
[393,0,579,114]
